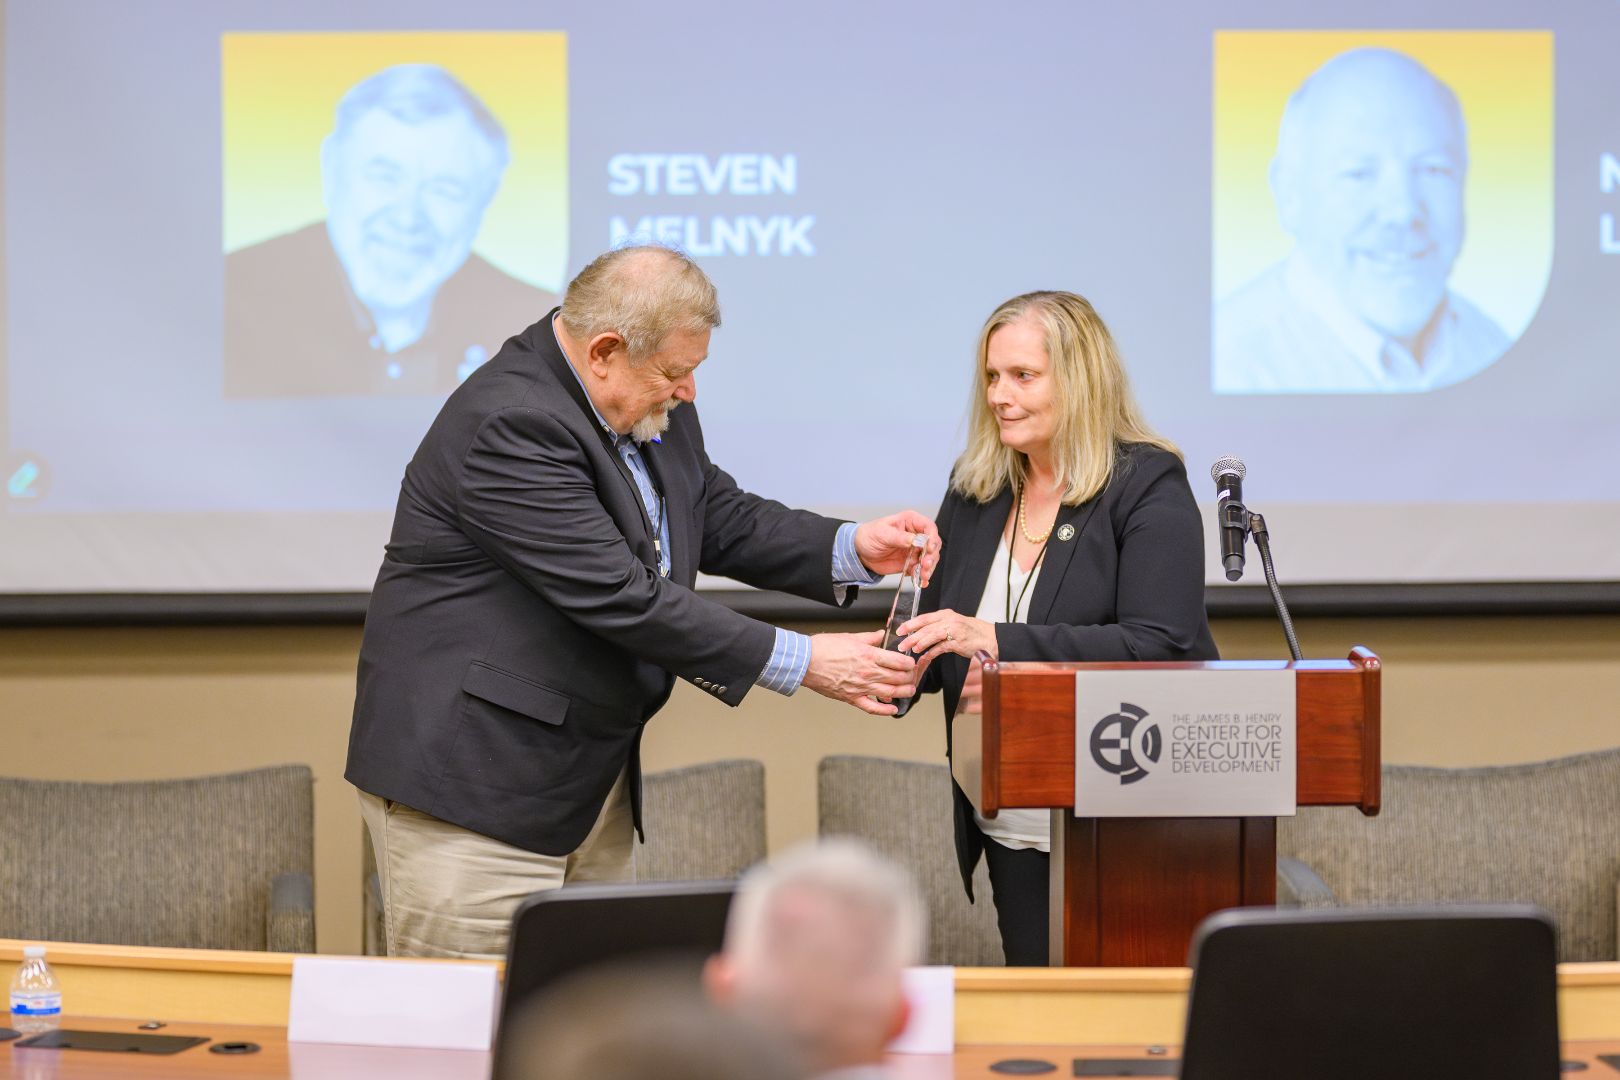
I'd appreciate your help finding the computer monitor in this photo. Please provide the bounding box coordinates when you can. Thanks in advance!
[1180,904,1561,1080]
[495,880,735,1048]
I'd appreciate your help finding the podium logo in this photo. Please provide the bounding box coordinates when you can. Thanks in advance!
[1089,702,1162,785]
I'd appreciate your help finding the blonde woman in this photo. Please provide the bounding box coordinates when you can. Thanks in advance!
[897,291,1218,965]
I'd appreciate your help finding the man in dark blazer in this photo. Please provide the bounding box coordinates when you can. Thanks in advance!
[346,245,937,958]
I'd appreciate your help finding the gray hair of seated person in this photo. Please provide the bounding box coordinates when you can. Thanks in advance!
[558,245,722,364]
[720,839,927,1070]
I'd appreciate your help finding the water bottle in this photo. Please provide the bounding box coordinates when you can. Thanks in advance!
[9,946,62,1034]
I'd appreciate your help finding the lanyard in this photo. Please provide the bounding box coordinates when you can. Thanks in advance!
[1006,484,1050,623]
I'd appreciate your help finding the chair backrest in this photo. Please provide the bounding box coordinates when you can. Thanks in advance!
[1180,904,1561,1080]
[638,760,766,882]
[0,765,314,951]
[499,880,734,1030]
[1280,747,1620,961]
[817,754,1002,967]
[494,881,737,1080]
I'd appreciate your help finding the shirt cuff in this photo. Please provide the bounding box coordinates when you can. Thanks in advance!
[756,627,812,696]
[832,521,884,586]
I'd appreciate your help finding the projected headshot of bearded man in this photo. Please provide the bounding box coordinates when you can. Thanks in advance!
[224,64,558,399]
[1213,47,1509,394]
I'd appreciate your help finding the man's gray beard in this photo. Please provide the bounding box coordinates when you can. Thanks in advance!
[631,401,679,444]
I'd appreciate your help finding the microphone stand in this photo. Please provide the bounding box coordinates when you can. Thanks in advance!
[1246,511,1302,662]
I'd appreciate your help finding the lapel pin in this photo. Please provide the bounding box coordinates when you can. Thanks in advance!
[1056,524,1076,542]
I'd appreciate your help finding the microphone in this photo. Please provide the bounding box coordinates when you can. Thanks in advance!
[1210,456,1248,581]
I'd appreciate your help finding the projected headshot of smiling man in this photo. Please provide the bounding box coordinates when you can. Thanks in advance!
[225,64,557,398]
[1213,47,1509,394]
[322,66,502,339]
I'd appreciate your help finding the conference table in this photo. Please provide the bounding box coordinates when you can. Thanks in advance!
[7,1021,1620,1078]
[4,940,1619,1078]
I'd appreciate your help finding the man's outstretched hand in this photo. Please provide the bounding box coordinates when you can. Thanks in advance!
[853,511,941,586]
[803,630,917,716]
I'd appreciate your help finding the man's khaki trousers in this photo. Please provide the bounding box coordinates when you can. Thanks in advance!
[357,769,634,959]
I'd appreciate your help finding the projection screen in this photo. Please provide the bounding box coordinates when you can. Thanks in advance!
[4,0,1618,604]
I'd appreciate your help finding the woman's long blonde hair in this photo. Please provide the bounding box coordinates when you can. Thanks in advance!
[950,291,1177,505]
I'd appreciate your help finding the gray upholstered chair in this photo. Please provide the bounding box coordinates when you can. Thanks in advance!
[817,754,1002,967]
[638,759,767,882]
[1279,748,1620,962]
[0,765,316,952]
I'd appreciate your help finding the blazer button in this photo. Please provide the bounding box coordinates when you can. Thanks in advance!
[697,679,710,689]
[717,685,728,695]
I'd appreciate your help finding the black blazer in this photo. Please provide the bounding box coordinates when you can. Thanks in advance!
[346,313,851,855]
[916,443,1220,895]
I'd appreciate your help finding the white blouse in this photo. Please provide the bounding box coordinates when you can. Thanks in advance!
[969,531,1050,852]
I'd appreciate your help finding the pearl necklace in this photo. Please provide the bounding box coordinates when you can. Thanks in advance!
[1018,484,1053,544]
[1007,485,1051,623]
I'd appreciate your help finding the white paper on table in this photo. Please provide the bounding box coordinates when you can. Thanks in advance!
[286,1040,491,1080]
[287,956,500,1051]
[885,965,955,1054]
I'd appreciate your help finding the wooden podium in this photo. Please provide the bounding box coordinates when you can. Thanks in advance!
[955,648,1380,967]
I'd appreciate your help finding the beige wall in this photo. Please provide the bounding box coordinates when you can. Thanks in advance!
[3,614,1618,955]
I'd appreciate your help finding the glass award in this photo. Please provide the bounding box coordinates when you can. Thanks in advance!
[878,535,926,717]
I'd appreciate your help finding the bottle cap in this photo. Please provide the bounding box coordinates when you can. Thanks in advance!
[22,946,44,959]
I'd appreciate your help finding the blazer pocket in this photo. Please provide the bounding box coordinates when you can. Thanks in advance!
[461,661,569,726]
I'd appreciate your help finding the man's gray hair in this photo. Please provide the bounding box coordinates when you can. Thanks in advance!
[332,63,509,170]
[558,245,722,362]
[722,839,926,1068]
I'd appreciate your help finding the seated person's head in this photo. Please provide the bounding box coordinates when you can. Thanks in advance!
[705,840,926,1074]
[500,963,804,1080]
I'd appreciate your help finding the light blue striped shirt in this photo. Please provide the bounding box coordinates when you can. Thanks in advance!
[757,524,880,695]
[553,316,877,695]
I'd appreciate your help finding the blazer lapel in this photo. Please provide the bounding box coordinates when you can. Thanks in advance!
[535,312,659,561]
[943,489,1014,618]
[1027,498,1102,624]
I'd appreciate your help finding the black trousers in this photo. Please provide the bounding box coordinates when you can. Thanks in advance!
[979,830,1050,966]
